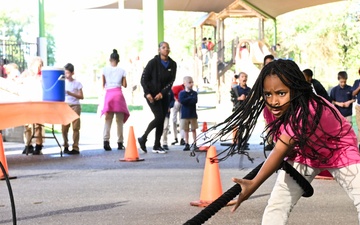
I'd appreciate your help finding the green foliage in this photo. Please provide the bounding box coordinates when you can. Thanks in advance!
[45,23,56,66]
[0,8,56,68]
[272,1,360,89]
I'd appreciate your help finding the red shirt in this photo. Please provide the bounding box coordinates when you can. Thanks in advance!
[172,84,185,100]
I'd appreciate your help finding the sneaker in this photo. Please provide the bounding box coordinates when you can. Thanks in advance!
[171,138,178,145]
[117,142,125,150]
[63,147,70,154]
[152,146,167,154]
[163,145,169,150]
[191,145,200,152]
[67,150,80,155]
[22,145,34,154]
[138,137,147,153]
[33,144,43,155]
[104,141,112,151]
[183,144,190,151]
[180,138,186,145]
[264,143,274,151]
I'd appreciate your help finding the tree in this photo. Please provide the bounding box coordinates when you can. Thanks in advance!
[0,9,56,70]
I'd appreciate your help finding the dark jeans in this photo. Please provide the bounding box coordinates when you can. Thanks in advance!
[142,96,169,147]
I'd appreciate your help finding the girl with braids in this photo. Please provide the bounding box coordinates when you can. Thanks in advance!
[202,59,360,224]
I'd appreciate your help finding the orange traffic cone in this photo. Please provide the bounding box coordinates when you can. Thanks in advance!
[198,122,210,151]
[119,126,144,162]
[0,134,16,180]
[201,121,208,133]
[198,145,210,151]
[190,146,236,207]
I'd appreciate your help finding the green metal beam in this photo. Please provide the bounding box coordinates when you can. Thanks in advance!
[241,0,277,46]
[38,0,45,37]
[157,0,164,43]
[241,0,275,20]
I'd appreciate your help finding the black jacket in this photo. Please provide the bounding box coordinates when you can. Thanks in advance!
[312,79,331,102]
[140,55,177,98]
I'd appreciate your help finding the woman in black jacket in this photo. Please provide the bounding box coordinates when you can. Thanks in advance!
[138,41,177,154]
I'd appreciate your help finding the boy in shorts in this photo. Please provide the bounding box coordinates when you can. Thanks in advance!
[179,76,198,151]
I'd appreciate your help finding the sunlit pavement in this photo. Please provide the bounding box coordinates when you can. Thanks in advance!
[0,108,358,225]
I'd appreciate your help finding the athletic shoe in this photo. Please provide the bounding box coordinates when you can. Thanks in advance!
[67,150,80,155]
[63,147,70,154]
[163,145,169,150]
[22,145,34,154]
[191,145,199,152]
[117,142,125,150]
[152,146,167,154]
[171,138,178,145]
[138,137,147,153]
[33,144,43,155]
[264,143,274,151]
[180,138,186,145]
[103,141,112,151]
[183,144,190,151]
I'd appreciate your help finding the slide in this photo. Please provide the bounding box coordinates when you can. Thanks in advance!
[234,39,272,88]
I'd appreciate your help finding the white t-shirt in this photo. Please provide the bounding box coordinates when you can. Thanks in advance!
[103,66,126,89]
[65,79,83,105]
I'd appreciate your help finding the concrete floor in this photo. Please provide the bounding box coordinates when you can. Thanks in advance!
[0,111,358,225]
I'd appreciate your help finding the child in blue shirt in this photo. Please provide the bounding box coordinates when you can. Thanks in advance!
[330,71,355,125]
[179,76,198,151]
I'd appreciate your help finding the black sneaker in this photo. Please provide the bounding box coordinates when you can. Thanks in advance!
[264,143,274,151]
[191,145,200,152]
[67,150,80,155]
[33,144,43,155]
[152,146,167,154]
[163,145,169,151]
[22,145,34,154]
[171,138,178,145]
[117,142,125,150]
[183,144,190,151]
[63,147,70,154]
[138,137,147,153]
[104,141,112,151]
[180,138,186,145]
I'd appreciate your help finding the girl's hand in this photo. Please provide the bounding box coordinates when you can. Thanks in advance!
[231,178,257,212]
[146,94,154,103]
[154,93,163,101]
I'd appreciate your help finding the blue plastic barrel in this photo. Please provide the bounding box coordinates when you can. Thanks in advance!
[41,67,65,102]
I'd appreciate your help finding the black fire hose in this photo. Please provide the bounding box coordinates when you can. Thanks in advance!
[183,161,313,225]
[0,161,16,225]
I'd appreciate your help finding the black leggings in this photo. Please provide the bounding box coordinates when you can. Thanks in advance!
[142,96,169,147]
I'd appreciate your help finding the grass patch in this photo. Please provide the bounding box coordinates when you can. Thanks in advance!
[44,126,62,134]
[81,104,143,113]
[44,103,143,133]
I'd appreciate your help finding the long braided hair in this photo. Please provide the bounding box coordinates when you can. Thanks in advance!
[200,59,346,163]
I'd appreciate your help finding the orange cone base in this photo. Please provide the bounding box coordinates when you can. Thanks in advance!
[190,199,237,207]
[315,175,334,180]
[198,146,209,151]
[0,175,17,180]
[119,157,144,162]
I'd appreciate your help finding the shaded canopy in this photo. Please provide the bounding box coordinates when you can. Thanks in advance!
[89,0,344,19]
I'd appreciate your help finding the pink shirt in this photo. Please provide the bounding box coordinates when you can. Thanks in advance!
[278,99,360,168]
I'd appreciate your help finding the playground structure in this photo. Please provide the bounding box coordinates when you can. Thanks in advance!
[234,39,272,87]
[191,1,274,103]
